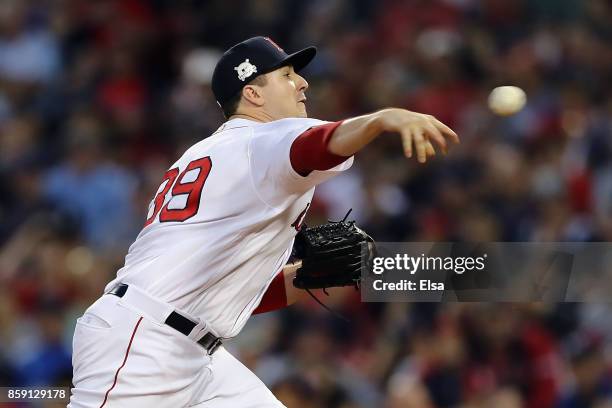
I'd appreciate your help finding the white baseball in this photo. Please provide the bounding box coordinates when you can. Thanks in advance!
[488,86,527,116]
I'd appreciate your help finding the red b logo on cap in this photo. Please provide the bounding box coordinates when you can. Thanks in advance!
[264,37,284,52]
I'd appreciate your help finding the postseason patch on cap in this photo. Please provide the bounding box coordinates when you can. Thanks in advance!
[234,59,258,82]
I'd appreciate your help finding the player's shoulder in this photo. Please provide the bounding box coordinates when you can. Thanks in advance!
[257,117,328,132]
[267,117,327,127]
[170,117,329,166]
[252,117,328,139]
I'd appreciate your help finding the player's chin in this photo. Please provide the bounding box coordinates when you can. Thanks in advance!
[297,103,308,118]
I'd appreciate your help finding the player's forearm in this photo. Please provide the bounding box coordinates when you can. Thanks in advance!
[326,110,387,157]
[282,260,302,305]
[327,108,459,162]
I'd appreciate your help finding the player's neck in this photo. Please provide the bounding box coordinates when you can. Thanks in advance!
[229,110,276,123]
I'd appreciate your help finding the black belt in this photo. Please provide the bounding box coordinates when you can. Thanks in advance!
[107,284,222,355]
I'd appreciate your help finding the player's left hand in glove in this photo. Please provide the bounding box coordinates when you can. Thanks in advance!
[292,211,375,290]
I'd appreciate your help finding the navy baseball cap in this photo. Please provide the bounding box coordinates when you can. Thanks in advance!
[211,36,316,106]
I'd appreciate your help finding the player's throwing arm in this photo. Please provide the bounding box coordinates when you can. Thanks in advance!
[328,108,460,163]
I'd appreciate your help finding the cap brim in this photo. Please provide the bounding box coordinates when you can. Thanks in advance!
[279,46,317,72]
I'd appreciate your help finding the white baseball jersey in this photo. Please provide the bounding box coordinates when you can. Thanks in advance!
[104,118,353,338]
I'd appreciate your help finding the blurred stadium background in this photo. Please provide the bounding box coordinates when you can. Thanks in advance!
[0,0,611,407]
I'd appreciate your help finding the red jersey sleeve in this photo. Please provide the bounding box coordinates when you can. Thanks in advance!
[289,121,350,176]
[252,270,288,315]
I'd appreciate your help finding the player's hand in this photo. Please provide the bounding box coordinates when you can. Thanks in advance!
[375,108,460,163]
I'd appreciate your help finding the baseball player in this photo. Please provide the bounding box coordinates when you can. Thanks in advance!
[69,36,458,407]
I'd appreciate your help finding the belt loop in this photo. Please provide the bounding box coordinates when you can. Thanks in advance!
[186,318,209,342]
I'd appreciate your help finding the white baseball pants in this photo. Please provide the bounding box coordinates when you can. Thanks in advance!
[68,291,285,407]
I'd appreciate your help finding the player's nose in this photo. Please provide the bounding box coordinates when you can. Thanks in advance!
[296,74,308,92]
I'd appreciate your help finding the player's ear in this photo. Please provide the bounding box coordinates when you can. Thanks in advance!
[241,83,265,107]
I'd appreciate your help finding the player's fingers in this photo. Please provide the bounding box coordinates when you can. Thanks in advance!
[431,119,460,144]
[423,122,447,152]
[412,127,427,163]
[400,130,413,158]
[425,140,436,157]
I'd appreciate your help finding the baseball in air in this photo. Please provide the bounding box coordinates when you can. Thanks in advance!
[488,86,527,116]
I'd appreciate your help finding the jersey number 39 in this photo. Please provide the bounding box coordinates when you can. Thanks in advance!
[144,157,212,227]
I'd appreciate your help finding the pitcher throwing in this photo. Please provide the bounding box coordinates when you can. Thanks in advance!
[69,36,459,407]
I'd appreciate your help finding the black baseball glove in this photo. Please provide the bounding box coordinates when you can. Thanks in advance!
[292,211,375,290]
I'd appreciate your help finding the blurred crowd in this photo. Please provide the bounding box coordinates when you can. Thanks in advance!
[0,0,611,407]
